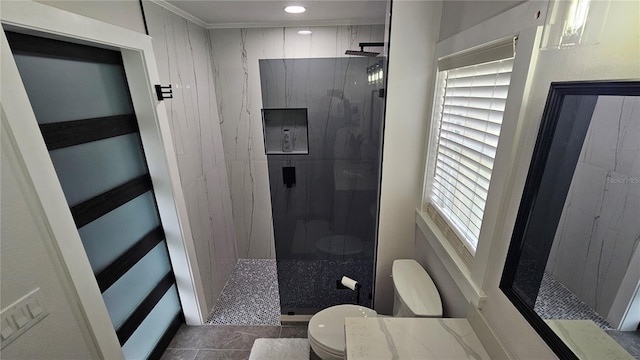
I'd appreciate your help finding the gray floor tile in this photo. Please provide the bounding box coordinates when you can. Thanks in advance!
[161,349,198,360]
[168,325,281,350]
[605,330,640,358]
[167,325,211,349]
[194,350,251,360]
[279,325,308,338]
[310,349,322,360]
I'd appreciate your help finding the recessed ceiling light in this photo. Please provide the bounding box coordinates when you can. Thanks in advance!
[297,30,312,35]
[284,5,306,14]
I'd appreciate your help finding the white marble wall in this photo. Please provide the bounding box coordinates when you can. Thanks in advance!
[209,26,385,259]
[143,2,238,311]
[546,96,640,318]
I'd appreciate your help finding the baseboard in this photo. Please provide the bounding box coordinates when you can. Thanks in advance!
[467,305,513,359]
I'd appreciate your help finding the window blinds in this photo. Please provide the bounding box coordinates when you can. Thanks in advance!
[430,53,514,250]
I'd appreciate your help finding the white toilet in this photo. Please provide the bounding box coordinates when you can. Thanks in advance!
[307,259,442,360]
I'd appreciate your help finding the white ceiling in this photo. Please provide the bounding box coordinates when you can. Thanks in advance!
[158,0,388,29]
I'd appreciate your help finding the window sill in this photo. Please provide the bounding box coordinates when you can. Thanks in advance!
[415,208,487,308]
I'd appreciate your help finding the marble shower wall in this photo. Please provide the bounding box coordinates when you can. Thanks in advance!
[143,2,238,311]
[546,96,640,320]
[210,25,385,259]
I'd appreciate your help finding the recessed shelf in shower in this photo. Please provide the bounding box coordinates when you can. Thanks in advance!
[262,108,309,155]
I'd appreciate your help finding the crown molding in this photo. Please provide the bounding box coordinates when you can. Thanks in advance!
[205,18,385,29]
[148,0,207,28]
[147,1,383,30]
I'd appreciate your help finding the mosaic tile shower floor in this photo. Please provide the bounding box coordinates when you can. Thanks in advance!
[206,259,281,326]
[534,272,612,329]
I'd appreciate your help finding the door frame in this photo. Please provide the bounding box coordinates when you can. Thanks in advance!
[1,1,208,358]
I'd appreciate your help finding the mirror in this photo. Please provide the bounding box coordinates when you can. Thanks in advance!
[500,81,640,359]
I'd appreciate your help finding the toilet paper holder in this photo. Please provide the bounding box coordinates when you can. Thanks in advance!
[338,276,361,305]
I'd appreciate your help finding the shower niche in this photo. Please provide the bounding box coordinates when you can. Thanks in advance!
[262,108,309,155]
[259,57,385,315]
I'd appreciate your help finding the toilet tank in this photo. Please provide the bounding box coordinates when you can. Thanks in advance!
[392,259,443,317]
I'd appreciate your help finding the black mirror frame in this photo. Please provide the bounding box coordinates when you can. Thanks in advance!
[499,80,640,360]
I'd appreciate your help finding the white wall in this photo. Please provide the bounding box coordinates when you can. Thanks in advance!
[34,0,146,34]
[1,123,96,359]
[209,25,385,259]
[374,0,442,315]
[142,2,238,313]
[439,0,524,41]
[415,228,468,317]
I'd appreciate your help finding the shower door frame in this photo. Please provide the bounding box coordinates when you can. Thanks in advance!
[1,1,207,358]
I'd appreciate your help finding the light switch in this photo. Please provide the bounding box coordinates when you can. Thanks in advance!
[1,288,48,349]
[27,302,42,318]
[12,311,28,328]
[0,324,13,340]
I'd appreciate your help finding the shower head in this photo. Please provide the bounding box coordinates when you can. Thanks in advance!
[345,42,383,57]
[345,49,380,57]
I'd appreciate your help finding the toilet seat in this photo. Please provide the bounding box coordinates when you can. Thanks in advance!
[308,305,377,359]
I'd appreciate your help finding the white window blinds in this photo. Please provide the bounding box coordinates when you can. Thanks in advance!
[429,44,515,252]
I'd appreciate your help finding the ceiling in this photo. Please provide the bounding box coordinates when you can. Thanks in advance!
[159,0,388,29]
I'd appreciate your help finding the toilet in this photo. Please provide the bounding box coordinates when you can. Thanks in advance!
[307,259,442,360]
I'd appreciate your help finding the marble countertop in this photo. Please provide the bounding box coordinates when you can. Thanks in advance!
[345,318,490,360]
[546,320,634,360]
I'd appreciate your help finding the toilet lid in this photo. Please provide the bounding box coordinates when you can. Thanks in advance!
[308,305,377,354]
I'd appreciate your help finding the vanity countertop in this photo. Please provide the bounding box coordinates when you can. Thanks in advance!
[545,320,634,360]
[345,317,490,360]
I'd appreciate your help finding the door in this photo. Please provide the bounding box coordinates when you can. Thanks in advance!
[6,31,182,360]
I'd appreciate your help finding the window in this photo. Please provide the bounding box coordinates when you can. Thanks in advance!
[425,38,516,261]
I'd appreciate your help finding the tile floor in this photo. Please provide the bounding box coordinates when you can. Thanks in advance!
[534,272,612,329]
[606,330,640,359]
[161,324,320,360]
[206,260,281,326]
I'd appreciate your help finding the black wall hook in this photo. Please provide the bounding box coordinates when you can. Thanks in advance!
[155,84,173,101]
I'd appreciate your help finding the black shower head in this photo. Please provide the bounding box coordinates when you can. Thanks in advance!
[345,49,380,57]
[345,42,383,57]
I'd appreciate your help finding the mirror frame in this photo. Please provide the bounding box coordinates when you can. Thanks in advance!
[500,80,640,359]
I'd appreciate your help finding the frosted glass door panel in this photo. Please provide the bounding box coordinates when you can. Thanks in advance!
[8,31,182,358]
[78,192,160,273]
[122,286,181,360]
[49,133,147,206]
[12,54,133,123]
[102,243,171,329]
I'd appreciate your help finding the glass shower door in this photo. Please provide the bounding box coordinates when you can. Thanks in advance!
[260,57,385,314]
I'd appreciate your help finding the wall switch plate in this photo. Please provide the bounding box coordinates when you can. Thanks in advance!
[0,288,48,349]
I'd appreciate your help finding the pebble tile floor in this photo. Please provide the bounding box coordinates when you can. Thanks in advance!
[534,272,612,329]
[161,324,321,360]
[206,260,281,326]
